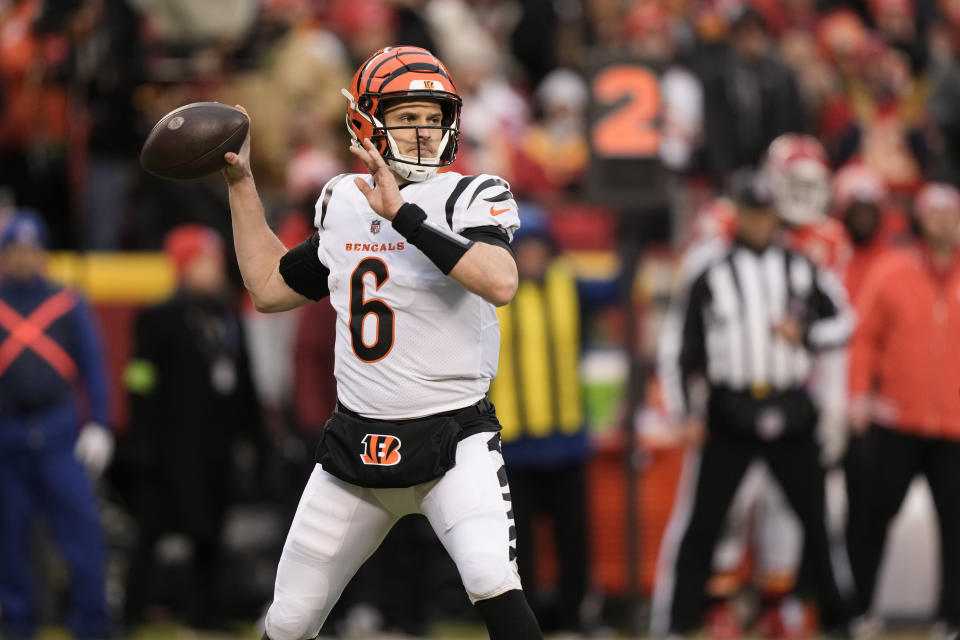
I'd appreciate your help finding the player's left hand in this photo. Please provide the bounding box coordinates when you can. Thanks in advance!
[350,138,405,220]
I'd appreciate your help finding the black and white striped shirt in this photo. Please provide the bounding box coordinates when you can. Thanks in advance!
[658,238,853,421]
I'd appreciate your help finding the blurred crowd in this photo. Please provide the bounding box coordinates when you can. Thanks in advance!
[3,0,960,637]
[3,0,960,243]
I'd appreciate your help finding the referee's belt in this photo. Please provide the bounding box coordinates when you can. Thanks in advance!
[711,383,804,401]
[710,382,802,400]
[749,382,773,400]
[335,397,494,425]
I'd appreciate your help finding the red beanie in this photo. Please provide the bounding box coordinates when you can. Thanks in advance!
[163,224,224,274]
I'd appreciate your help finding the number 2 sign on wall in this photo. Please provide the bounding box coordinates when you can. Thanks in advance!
[591,65,662,159]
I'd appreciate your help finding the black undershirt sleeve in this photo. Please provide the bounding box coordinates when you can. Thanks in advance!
[278,233,331,301]
[461,225,515,258]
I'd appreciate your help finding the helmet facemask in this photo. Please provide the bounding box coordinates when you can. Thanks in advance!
[770,160,831,226]
[342,89,461,182]
[763,134,831,226]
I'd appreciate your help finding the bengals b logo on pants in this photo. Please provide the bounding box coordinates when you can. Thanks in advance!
[360,434,402,466]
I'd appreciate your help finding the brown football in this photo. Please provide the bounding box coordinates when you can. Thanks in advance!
[139,102,249,180]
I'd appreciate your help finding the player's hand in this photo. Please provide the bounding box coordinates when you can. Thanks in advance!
[223,104,252,184]
[679,416,706,447]
[772,316,804,344]
[350,138,405,220]
[849,396,871,435]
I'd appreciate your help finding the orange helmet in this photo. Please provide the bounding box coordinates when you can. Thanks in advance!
[341,46,462,182]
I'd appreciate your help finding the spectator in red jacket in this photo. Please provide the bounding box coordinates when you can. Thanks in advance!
[846,181,960,636]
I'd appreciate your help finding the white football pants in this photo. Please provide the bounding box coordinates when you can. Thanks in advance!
[264,432,522,640]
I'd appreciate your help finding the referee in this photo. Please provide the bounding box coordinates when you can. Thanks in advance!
[651,170,854,637]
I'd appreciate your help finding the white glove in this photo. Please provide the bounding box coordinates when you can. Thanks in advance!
[75,423,114,475]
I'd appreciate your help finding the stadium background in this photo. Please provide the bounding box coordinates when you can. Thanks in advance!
[0,0,956,637]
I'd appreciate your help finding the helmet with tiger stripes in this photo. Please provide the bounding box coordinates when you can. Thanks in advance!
[342,46,462,182]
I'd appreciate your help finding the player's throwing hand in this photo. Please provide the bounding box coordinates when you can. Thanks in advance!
[350,138,405,221]
[222,105,253,184]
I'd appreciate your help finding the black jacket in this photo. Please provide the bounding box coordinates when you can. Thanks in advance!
[126,289,260,535]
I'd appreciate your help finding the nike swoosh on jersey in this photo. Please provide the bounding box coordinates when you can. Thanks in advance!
[490,206,510,216]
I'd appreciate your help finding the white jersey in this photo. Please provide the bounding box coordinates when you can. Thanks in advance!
[313,171,521,420]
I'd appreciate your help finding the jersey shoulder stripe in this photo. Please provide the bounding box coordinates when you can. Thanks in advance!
[319,173,350,229]
[444,175,479,229]
[467,176,512,208]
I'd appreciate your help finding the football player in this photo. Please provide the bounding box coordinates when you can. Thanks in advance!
[221,46,542,640]
[766,134,852,274]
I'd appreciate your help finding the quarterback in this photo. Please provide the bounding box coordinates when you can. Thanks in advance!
[222,46,542,640]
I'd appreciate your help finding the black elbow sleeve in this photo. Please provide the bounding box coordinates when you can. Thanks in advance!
[278,234,331,301]
[392,203,473,274]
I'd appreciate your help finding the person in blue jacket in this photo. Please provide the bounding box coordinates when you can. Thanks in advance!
[0,210,114,639]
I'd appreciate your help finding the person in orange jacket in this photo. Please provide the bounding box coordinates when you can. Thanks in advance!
[846,181,960,637]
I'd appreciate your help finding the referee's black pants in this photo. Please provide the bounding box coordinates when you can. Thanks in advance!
[846,424,960,625]
[668,429,850,634]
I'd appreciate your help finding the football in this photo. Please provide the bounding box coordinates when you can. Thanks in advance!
[139,102,249,180]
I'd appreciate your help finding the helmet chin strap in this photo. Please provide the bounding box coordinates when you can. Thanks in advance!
[384,130,451,183]
[386,159,437,182]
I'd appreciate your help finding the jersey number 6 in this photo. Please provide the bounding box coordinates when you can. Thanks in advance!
[350,257,395,363]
